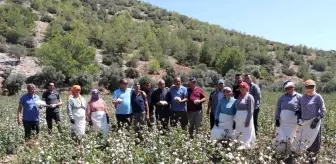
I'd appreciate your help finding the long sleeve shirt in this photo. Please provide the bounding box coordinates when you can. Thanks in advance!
[233,84,241,99]
[215,97,237,120]
[275,92,302,120]
[248,82,261,109]
[300,93,326,120]
[235,93,255,125]
[208,89,224,113]
[67,96,86,120]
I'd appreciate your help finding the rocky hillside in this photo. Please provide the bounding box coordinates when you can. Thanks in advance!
[1,0,336,94]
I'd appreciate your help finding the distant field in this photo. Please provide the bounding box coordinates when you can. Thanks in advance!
[0,92,335,163]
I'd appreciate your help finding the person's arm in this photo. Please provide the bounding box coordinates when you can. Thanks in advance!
[318,95,326,119]
[165,90,172,105]
[67,100,74,121]
[86,102,91,121]
[215,100,221,120]
[17,103,23,125]
[112,91,121,105]
[245,96,254,127]
[199,89,207,103]
[275,97,282,120]
[207,92,213,114]
[56,92,63,107]
[180,88,188,103]
[254,85,261,109]
[142,92,150,119]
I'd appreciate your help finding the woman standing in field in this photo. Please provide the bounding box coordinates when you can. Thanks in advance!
[86,89,109,136]
[292,80,326,161]
[210,87,236,140]
[234,82,256,149]
[67,85,87,137]
[272,80,302,153]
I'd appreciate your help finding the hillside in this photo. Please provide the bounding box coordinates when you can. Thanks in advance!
[1,0,336,94]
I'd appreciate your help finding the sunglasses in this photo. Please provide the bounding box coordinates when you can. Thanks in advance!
[305,85,315,89]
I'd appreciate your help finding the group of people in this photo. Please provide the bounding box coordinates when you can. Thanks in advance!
[16,74,326,158]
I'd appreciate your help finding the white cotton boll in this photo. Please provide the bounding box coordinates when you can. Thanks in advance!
[35,100,46,108]
[174,97,181,101]
[117,98,123,102]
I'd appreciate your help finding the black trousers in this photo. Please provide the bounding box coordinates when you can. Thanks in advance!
[46,110,61,133]
[23,121,39,140]
[116,114,133,129]
[210,111,215,129]
[156,108,171,130]
[253,108,260,135]
[147,109,155,128]
[170,111,188,130]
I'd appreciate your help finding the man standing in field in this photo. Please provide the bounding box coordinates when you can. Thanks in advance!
[141,80,155,128]
[17,84,41,140]
[244,74,261,135]
[233,74,243,99]
[207,79,225,129]
[151,80,170,131]
[112,79,133,129]
[167,77,188,130]
[42,82,63,134]
[187,77,206,139]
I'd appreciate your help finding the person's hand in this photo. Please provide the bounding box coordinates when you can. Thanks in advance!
[275,119,280,127]
[18,118,22,126]
[50,104,57,108]
[88,121,93,126]
[146,114,150,121]
[215,120,219,127]
[70,119,75,124]
[194,100,201,105]
[310,117,320,129]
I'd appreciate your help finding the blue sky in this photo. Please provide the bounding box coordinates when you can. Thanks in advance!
[142,0,335,50]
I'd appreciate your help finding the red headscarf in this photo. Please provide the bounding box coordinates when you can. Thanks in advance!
[239,82,249,89]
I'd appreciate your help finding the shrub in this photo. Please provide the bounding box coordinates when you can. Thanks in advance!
[135,76,156,88]
[47,7,57,14]
[126,56,138,68]
[139,47,151,61]
[282,66,296,76]
[24,38,37,48]
[25,66,65,88]
[40,14,53,23]
[324,78,336,93]
[4,29,22,44]
[3,73,26,95]
[37,34,97,78]
[102,55,123,66]
[0,44,8,53]
[99,63,125,91]
[0,35,6,43]
[9,45,27,60]
[163,67,176,87]
[148,59,160,74]
[313,58,327,72]
[125,68,140,79]
[320,72,334,83]
[69,74,94,94]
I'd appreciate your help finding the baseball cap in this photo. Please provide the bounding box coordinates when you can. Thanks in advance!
[217,79,225,84]
[189,77,197,82]
[283,80,294,89]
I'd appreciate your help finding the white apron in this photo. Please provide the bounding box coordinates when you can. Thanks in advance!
[272,110,298,153]
[233,111,256,149]
[292,118,321,152]
[71,108,86,136]
[91,111,109,136]
[210,113,234,140]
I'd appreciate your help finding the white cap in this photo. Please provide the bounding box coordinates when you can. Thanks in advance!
[223,87,232,92]
[283,81,294,89]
